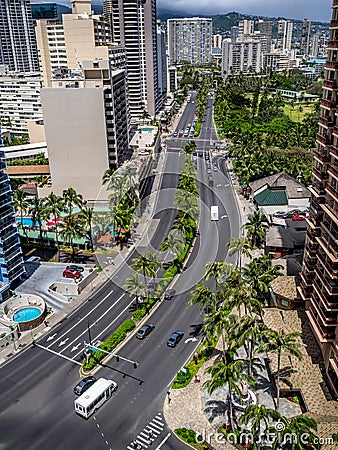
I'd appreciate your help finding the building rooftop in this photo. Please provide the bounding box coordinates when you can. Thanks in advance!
[250,172,311,200]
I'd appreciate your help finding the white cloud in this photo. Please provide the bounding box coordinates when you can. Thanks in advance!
[157,0,332,22]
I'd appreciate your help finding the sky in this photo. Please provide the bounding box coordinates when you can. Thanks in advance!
[157,0,332,22]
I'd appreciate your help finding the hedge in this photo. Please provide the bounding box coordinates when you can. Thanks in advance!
[83,319,135,371]
[175,428,208,449]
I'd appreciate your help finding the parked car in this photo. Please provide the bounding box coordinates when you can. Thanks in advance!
[273,211,287,218]
[164,289,176,300]
[66,265,84,273]
[167,330,184,347]
[26,256,41,263]
[63,268,81,279]
[213,166,218,172]
[73,376,97,395]
[207,168,212,174]
[136,323,155,339]
[292,214,306,221]
[173,131,178,137]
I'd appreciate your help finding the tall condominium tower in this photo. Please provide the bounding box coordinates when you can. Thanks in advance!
[103,0,161,118]
[257,20,273,53]
[0,0,39,71]
[238,19,254,39]
[299,0,338,397]
[222,40,261,79]
[0,151,25,302]
[300,18,312,56]
[167,18,212,66]
[277,19,293,54]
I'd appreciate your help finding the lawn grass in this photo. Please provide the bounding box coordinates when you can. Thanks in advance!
[283,103,315,121]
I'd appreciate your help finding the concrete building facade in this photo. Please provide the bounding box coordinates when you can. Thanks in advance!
[222,39,262,79]
[167,17,212,66]
[0,0,39,72]
[0,72,43,135]
[104,0,161,118]
[300,18,312,56]
[299,0,338,398]
[277,19,293,54]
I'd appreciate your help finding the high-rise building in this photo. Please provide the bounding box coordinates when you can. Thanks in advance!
[0,0,39,72]
[104,0,161,118]
[0,151,25,302]
[238,19,254,40]
[167,18,212,66]
[231,26,239,42]
[35,20,67,87]
[300,18,312,56]
[0,72,43,134]
[263,52,290,73]
[277,19,293,54]
[157,20,167,107]
[257,20,273,53]
[299,0,338,398]
[41,60,129,201]
[222,39,261,79]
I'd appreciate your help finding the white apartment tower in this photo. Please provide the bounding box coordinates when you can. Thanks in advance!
[222,40,262,79]
[0,0,39,72]
[300,18,312,56]
[167,18,212,66]
[103,0,161,118]
[277,19,293,54]
[238,20,254,39]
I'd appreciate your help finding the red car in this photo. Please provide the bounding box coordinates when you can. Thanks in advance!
[63,268,81,279]
[292,214,306,221]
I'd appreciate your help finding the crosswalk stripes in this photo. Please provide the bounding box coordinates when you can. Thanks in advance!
[127,413,165,449]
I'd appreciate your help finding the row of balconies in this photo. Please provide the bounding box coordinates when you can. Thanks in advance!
[310,298,338,327]
[307,307,337,342]
[328,164,338,180]
[313,279,338,312]
[323,79,338,89]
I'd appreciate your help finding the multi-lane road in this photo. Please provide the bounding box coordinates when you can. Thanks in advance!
[0,92,241,450]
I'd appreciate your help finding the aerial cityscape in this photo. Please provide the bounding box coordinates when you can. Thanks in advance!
[0,0,337,449]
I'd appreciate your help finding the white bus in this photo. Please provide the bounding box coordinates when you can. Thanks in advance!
[74,378,118,419]
[210,205,219,221]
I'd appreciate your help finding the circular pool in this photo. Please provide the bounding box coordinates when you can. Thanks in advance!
[13,307,42,323]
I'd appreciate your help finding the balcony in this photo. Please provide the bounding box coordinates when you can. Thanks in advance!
[323,79,338,89]
[0,185,11,196]
[312,166,328,182]
[306,308,336,342]
[334,0,338,7]
[321,98,336,109]
[317,249,338,276]
[331,145,338,158]
[316,133,332,146]
[326,182,338,202]
[314,148,330,163]
[318,117,334,128]
[311,299,338,326]
[315,263,338,294]
[328,41,338,49]
[313,280,338,311]
[328,164,338,180]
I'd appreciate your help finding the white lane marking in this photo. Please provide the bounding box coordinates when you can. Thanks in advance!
[35,343,82,366]
[71,296,136,359]
[58,292,126,354]
[46,288,116,348]
[58,338,69,347]
[185,337,198,343]
[148,422,163,431]
[71,343,82,352]
[155,433,171,449]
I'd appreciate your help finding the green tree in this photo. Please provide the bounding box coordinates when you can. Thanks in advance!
[45,193,64,261]
[13,189,30,238]
[131,251,158,300]
[188,283,217,314]
[260,330,302,410]
[62,187,83,217]
[268,415,320,450]
[242,212,269,248]
[204,360,254,431]
[228,237,253,270]
[59,215,84,261]
[204,261,233,290]
[29,196,49,260]
[78,206,94,251]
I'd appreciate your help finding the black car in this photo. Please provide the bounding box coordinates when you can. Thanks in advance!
[67,264,84,273]
[73,376,97,395]
[167,330,184,347]
[136,323,155,339]
[164,289,176,300]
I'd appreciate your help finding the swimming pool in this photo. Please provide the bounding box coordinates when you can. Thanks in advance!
[140,127,153,133]
[13,307,42,323]
[16,217,39,227]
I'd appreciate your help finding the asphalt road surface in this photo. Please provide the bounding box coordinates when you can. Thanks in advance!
[0,92,241,450]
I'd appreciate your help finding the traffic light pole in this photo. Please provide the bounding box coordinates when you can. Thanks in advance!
[83,341,139,368]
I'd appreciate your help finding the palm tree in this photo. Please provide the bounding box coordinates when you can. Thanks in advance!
[62,187,83,218]
[239,404,281,449]
[79,206,94,251]
[131,251,158,300]
[268,415,320,450]
[13,189,30,238]
[204,261,233,290]
[227,237,253,270]
[29,196,49,260]
[188,283,217,314]
[123,272,147,305]
[59,216,85,261]
[242,212,269,248]
[260,330,302,410]
[237,314,267,376]
[45,192,64,261]
[160,229,185,258]
[204,360,254,431]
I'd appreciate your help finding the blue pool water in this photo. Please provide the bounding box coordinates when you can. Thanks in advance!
[140,127,153,132]
[13,307,41,322]
[16,217,39,227]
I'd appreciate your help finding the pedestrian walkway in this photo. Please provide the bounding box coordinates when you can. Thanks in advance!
[127,413,165,449]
